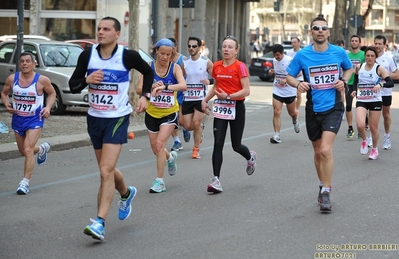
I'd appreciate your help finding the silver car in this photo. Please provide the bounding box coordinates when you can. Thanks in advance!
[0,39,88,115]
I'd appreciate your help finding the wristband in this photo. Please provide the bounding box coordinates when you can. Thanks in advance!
[379,82,383,88]
[141,93,151,100]
[209,78,214,85]
[165,84,168,91]
[296,82,301,88]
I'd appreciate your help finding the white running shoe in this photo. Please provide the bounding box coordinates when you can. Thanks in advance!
[360,140,368,155]
[293,121,300,133]
[270,134,281,144]
[207,176,222,193]
[366,137,373,148]
[383,136,391,150]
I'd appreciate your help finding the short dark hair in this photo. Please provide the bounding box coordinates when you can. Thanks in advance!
[187,36,202,47]
[311,16,328,26]
[364,46,378,57]
[101,16,121,32]
[168,38,177,47]
[336,39,345,46]
[20,51,36,62]
[272,44,284,54]
[350,35,361,43]
[374,35,387,45]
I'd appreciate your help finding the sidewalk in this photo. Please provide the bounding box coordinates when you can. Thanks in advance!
[0,124,148,161]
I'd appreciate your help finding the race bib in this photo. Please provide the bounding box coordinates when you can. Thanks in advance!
[308,64,339,90]
[13,94,37,116]
[150,90,175,108]
[273,73,287,87]
[89,84,119,111]
[357,84,378,100]
[184,84,205,101]
[212,99,236,120]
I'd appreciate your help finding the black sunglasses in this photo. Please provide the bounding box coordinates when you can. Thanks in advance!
[188,45,198,48]
[312,25,329,31]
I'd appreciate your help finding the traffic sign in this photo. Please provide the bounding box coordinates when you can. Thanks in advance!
[349,15,363,28]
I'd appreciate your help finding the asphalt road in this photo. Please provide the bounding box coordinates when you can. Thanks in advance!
[1,78,399,259]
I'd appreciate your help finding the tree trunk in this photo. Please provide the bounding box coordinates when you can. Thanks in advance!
[128,0,143,121]
[330,0,346,44]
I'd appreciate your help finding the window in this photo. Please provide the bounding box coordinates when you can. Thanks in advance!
[41,0,96,11]
[0,0,30,9]
[0,43,15,63]
[41,18,96,41]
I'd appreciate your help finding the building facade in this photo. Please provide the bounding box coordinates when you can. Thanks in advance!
[0,0,256,63]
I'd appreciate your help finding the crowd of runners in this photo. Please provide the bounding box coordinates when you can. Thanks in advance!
[2,14,398,241]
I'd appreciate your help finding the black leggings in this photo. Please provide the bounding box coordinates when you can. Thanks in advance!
[345,85,355,112]
[212,101,251,177]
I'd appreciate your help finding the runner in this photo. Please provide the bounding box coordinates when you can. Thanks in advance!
[182,36,213,158]
[69,16,154,241]
[201,35,257,193]
[345,35,365,139]
[1,52,56,195]
[286,37,303,116]
[350,46,393,160]
[168,37,191,151]
[286,16,352,212]
[137,38,187,193]
[373,35,399,150]
[268,44,300,144]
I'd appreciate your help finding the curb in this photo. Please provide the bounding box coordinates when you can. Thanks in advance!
[0,125,148,161]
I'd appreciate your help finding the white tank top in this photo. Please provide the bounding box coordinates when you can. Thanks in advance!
[357,63,382,102]
[87,44,132,118]
[377,52,396,96]
[183,56,209,101]
[12,72,43,117]
[273,55,297,97]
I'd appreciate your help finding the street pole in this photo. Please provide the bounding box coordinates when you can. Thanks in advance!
[178,0,183,51]
[16,0,24,72]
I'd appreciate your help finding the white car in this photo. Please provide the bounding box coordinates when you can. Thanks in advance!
[0,39,88,115]
[0,35,51,43]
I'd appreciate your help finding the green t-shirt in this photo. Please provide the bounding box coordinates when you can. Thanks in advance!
[347,50,365,85]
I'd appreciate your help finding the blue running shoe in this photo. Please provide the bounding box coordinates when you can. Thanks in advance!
[83,218,105,241]
[37,142,51,165]
[183,129,191,142]
[118,186,137,220]
[171,141,183,151]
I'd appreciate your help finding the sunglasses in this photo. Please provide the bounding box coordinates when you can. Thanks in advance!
[312,25,329,31]
[223,35,237,41]
[188,45,198,48]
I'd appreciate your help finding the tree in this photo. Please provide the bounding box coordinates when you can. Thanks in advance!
[128,0,142,120]
[330,0,346,44]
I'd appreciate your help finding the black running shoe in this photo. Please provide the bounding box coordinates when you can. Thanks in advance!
[319,192,332,211]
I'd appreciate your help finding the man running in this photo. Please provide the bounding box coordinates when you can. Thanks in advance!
[345,35,365,138]
[1,52,56,195]
[182,36,213,158]
[374,35,399,150]
[286,37,303,116]
[69,16,154,241]
[286,16,352,212]
[268,44,300,144]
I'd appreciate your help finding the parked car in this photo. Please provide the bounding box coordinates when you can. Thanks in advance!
[0,39,87,115]
[0,35,51,43]
[249,51,275,82]
[65,39,153,62]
